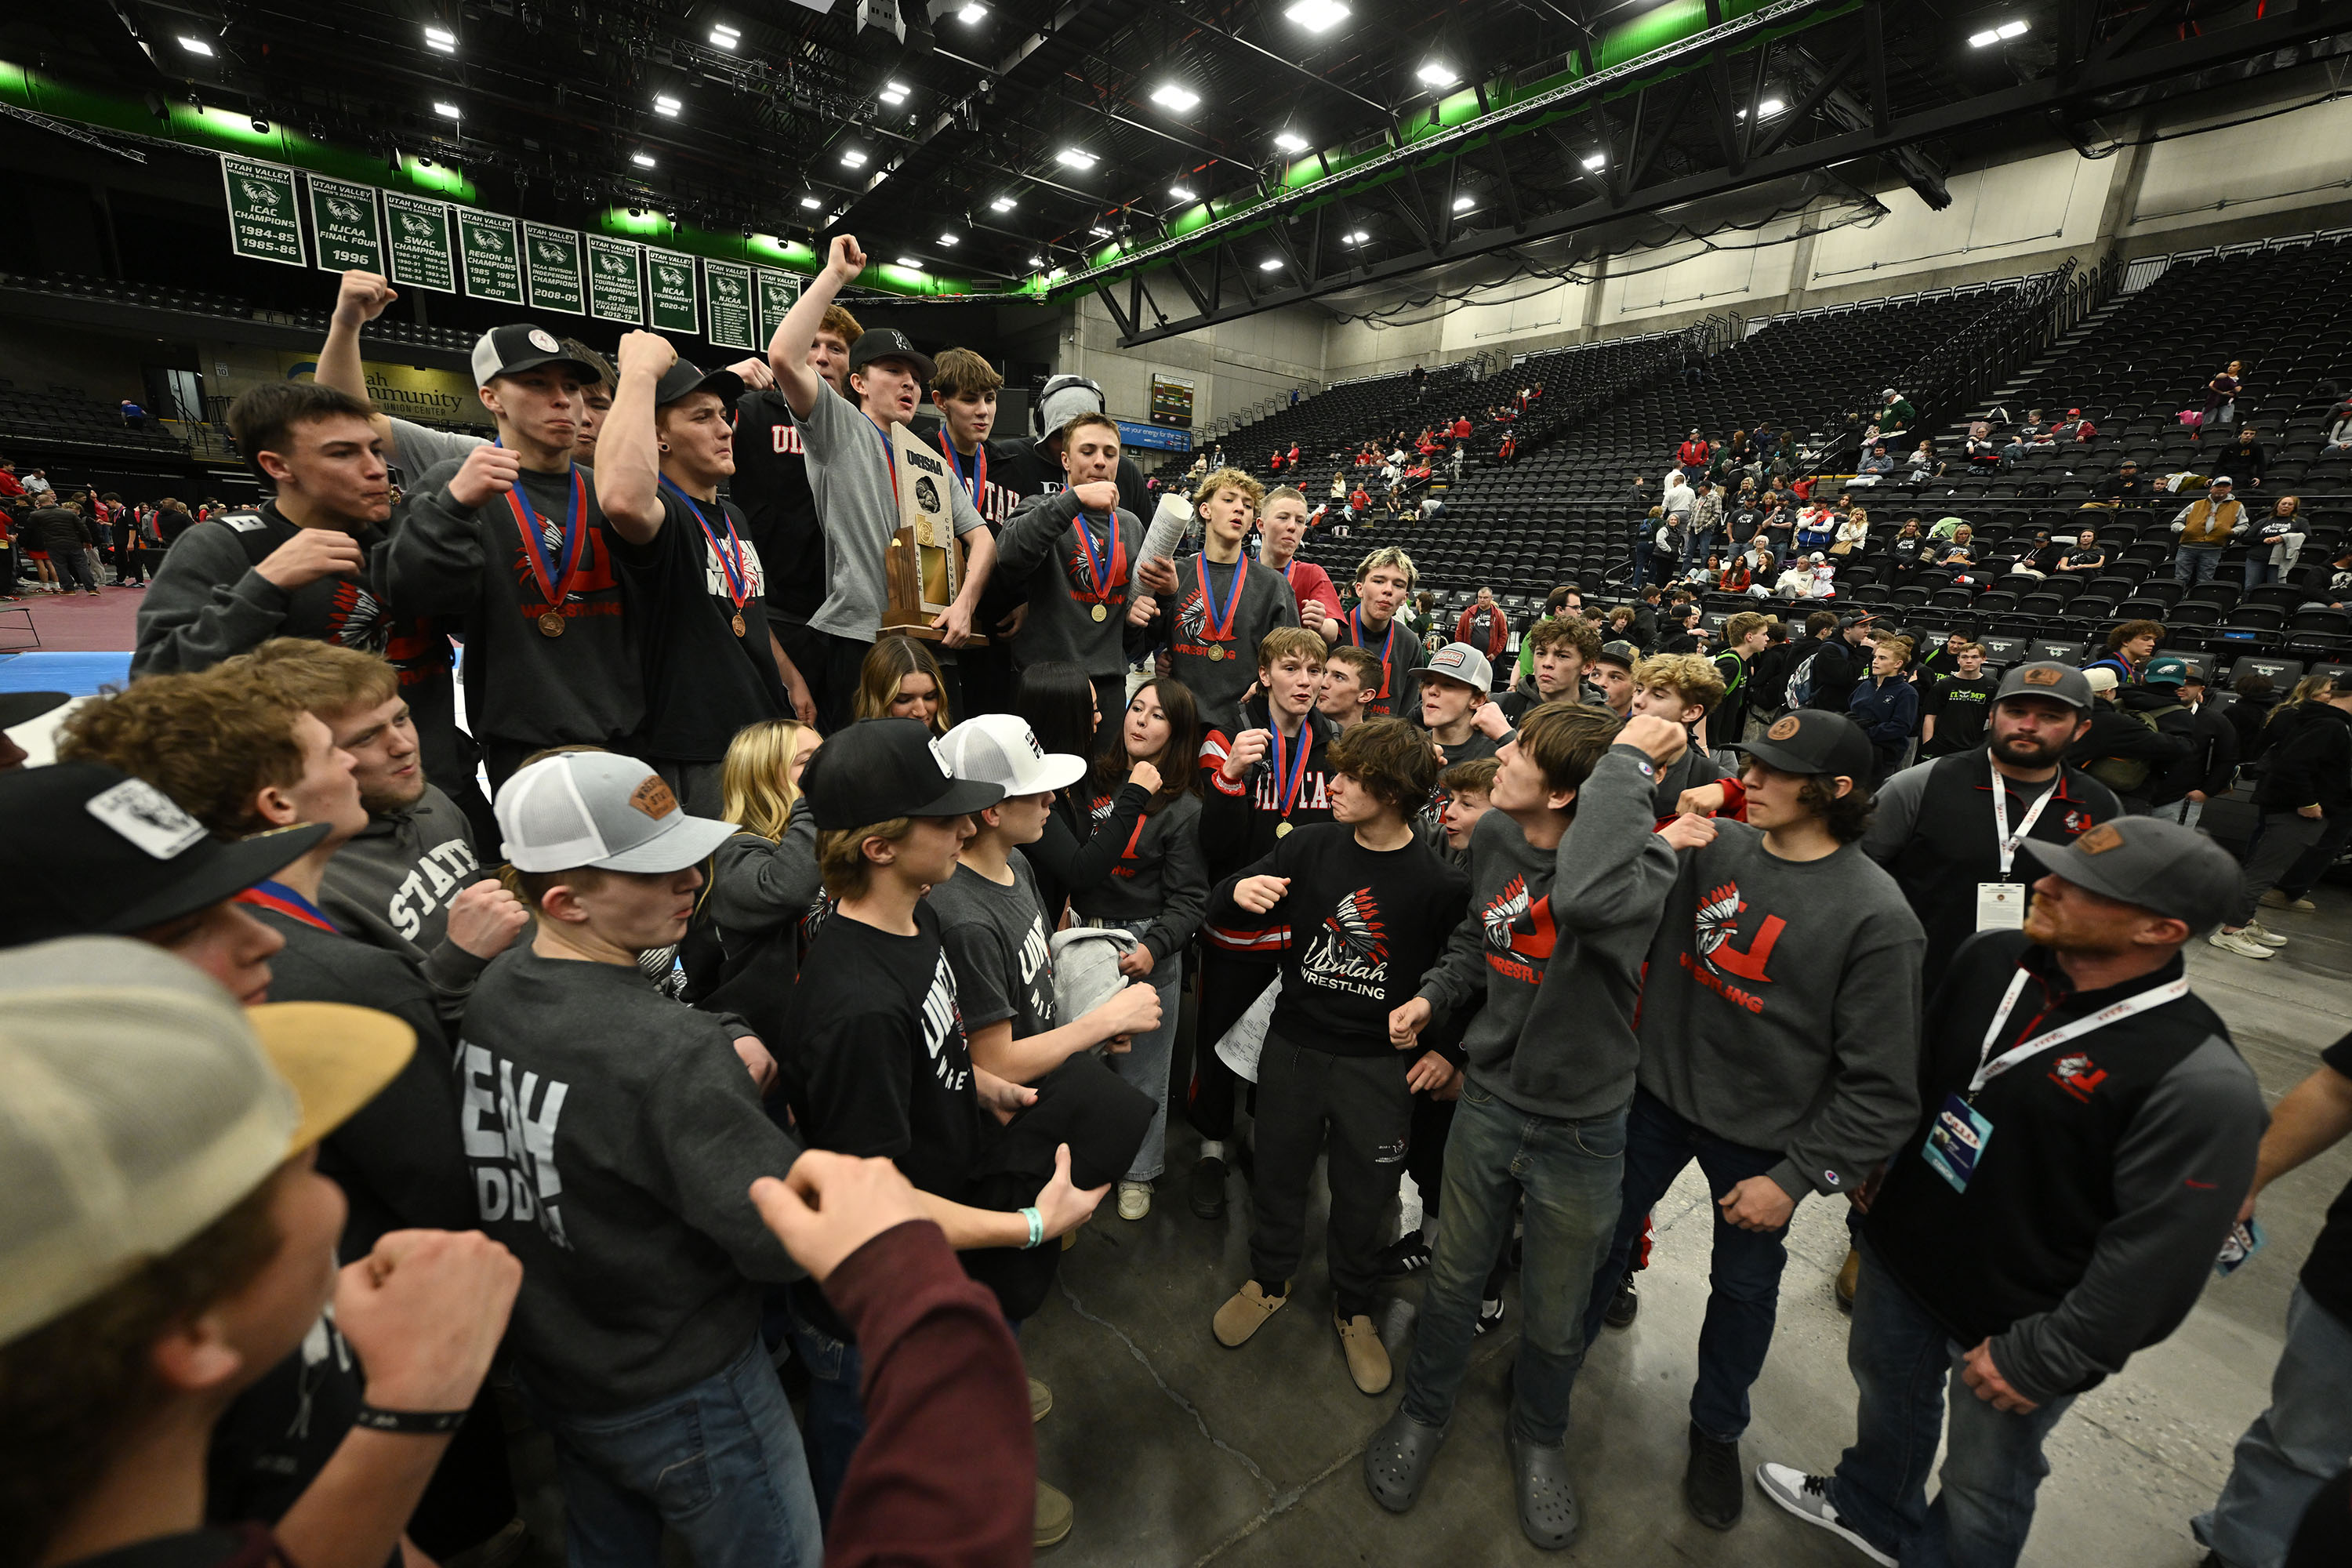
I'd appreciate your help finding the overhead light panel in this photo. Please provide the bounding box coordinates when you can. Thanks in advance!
[1284,0,1349,33]
[1452,194,1474,211]
[1970,19,2029,45]
[895,256,921,267]
[1273,130,1308,152]
[1416,60,1457,87]
[709,22,739,47]
[1258,257,1283,271]
[841,148,867,167]
[1150,83,1200,112]
[880,80,909,104]
[434,101,463,120]
[1343,229,1369,243]
[423,25,456,52]
[959,2,986,20]
[1581,151,1607,170]
[2001,20,2029,37]
[1029,255,1045,267]
[1759,96,1786,115]
[799,195,824,209]
[631,151,657,168]
[1170,183,1196,201]
[1089,225,1111,238]
[176,34,214,55]
[937,232,959,246]
[1056,147,1097,168]
[654,93,681,116]
[990,194,1017,211]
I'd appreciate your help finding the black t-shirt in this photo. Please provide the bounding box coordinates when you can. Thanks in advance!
[1925,672,1998,756]
[728,389,824,622]
[2301,1030,2352,1325]
[2062,547,2105,572]
[612,487,787,761]
[206,1316,359,1531]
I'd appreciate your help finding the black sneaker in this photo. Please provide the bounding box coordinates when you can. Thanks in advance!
[1684,1423,1744,1530]
[1188,1156,1228,1219]
[1603,1273,1639,1329]
[1472,1298,1506,1337]
[1377,1233,1433,1279]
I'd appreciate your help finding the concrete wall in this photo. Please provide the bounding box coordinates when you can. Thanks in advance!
[2122,93,2352,240]
[1062,290,1327,432]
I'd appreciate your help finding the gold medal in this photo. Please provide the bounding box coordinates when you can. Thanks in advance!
[537,611,565,637]
[1091,603,1108,622]
[1207,644,1225,662]
[731,612,747,637]
[1275,820,1293,837]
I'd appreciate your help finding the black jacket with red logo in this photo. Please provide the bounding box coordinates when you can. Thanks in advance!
[1867,932,2263,1404]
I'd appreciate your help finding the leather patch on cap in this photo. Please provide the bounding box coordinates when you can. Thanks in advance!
[2077,822,2125,855]
[629,776,679,818]
[1767,715,1802,740]
[2020,666,2061,686]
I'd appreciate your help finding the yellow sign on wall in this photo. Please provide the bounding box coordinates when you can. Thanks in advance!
[278,354,488,425]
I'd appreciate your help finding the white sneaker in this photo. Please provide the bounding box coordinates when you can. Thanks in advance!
[2209,928,2274,960]
[2242,920,2289,949]
[1117,1181,1152,1221]
[1754,1464,1896,1566]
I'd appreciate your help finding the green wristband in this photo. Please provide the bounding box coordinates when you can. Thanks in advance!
[1022,1207,1044,1249]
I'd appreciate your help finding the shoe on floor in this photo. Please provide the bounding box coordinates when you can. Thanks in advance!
[1188,1155,1228,1219]
[2242,920,2289,948]
[1836,1247,1860,1312]
[1755,1464,1895,1566]
[1034,1480,1073,1548]
[2209,927,2274,960]
[1507,1431,1581,1549]
[2262,889,2316,912]
[1377,1232,1433,1279]
[1472,1297,1507,1337]
[1117,1180,1152,1220]
[1363,1405,1446,1512]
[1029,1377,1051,1423]
[1603,1273,1639,1329]
[1336,1310,1392,1395]
[1685,1424,1744,1530]
[1212,1279,1288,1347]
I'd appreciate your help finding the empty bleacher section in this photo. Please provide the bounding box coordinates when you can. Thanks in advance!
[0,382,187,456]
[0,271,477,357]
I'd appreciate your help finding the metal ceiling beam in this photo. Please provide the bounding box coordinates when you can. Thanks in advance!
[1096,2,2352,344]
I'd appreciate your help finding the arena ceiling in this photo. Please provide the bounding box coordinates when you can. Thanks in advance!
[11,0,2351,338]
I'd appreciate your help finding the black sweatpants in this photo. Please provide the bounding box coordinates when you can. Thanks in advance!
[1250,1029,1413,1319]
[1189,949,1274,1143]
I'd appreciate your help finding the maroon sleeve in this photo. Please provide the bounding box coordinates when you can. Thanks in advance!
[821,1221,1033,1568]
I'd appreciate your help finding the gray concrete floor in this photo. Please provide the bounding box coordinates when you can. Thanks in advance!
[499,885,2352,1566]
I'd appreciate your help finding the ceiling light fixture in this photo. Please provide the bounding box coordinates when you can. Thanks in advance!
[1170,183,1196,201]
[631,151,656,168]
[1030,255,1046,267]
[841,148,867,166]
[1258,256,1283,271]
[1416,60,1457,87]
[1056,147,1097,168]
[1581,151,1607,170]
[1284,0,1349,33]
[1452,194,1474,211]
[709,22,739,47]
[1150,83,1200,111]
[959,2,986,20]
[433,100,462,120]
[654,93,681,116]
[1273,129,1308,152]
[895,255,921,267]
[800,195,824,209]
[880,80,909,104]
[423,25,456,52]
[1970,19,2029,45]
[937,232,959,245]
[1089,224,1111,238]
[991,194,1017,211]
[1343,229,1369,243]
[176,34,214,55]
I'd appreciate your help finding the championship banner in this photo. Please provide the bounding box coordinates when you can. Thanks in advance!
[456,209,522,304]
[704,260,757,352]
[523,221,585,315]
[382,193,456,293]
[647,249,700,335]
[586,234,645,325]
[755,268,802,350]
[220,154,305,267]
[307,176,384,275]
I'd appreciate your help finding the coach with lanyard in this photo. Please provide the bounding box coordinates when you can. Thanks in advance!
[1759,815,2264,1567]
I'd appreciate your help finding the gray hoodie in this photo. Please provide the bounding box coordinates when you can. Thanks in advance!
[992,488,1148,678]
[318,784,494,1022]
[708,808,822,953]
[1415,746,1679,1120]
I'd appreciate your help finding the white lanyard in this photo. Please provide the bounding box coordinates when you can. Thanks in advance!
[1987,757,2059,877]
[1969,966,2191,1095]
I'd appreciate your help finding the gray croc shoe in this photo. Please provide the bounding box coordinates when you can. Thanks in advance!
[1363,1406,1447,1512]
[1508,1431,1581,1550]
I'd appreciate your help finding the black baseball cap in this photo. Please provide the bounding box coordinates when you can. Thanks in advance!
[0,691,69,731]
[847,327,936,382]
[1735,709,1875,784]
[1995,661,2094,713]
[470,324,601,388]
[1592,639,1639,672]
[653,358,746,408]
[1839,611,1878,630]
[800,718,1004,830]
[0,763,328,947]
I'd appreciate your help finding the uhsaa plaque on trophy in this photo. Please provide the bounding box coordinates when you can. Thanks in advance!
[881,421,983,643]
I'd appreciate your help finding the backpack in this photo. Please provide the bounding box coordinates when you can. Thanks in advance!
[2082,707,2162,795]
[1785,646,1825,709]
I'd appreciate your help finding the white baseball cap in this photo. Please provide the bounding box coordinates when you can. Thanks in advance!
[936,714,1087,796]
[495,751,738,873]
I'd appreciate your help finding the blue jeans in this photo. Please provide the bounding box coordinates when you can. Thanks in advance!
[2245,559,2282,590]
[1399,1077,1627,1445]
[1581,1088,1791,1440]
[516,1336,822,1568]
[1827,1243,2076,1567]
[2176,546,2224,585]
[2198,1286,2352,1568]
[785,1311,868,1530]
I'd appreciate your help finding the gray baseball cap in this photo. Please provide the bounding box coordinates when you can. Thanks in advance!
[1422,642,1494,696]
[495,751,737,873]
[1593,639,1639,672]
[2016,815,2241,931]
[1995,661,2094,713]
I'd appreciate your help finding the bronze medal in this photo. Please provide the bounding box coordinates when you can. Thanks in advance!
[537,611,565,637]
[731,612,747,637]
[1091,603,1108,623]
[1207,644,1225,662]
[1275,820,1293,837]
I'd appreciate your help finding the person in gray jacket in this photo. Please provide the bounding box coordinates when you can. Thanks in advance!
[1367,704,1690,1550]
[1585,709,1925,1533]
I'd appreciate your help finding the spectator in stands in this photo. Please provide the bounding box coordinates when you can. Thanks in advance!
[1877,387,1915,438]
[2092,456,2151,506]
[1965,421,2005,471]
[2212,425,2269,490]
[2056,528,2108,577]
[1450,413,1472,441]
[2246,496,2306,589]
[2145,661,2236,829]
[1794,499,1838,556]
[1834,506,1871,561]
[1689,483,1723,564]
[2170,477,2248,585]
[1676,430,1711,477]
[1937,526,1980,575]
[1455,588,1509,662]
[2328,545,2352,608]
[2324,397,2352,455]
[2201,358,2245,434]
[2067,666,2192,811]
[2082,619,2164,687]
[2213,682,2352,959]
[1774,555,1819,599]
[1651,514,1690,590]
[23,467,54,501]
